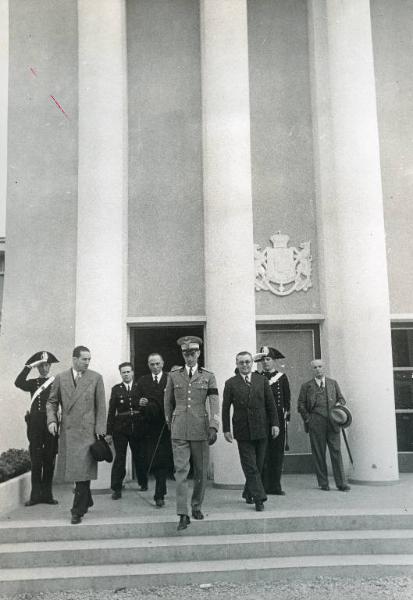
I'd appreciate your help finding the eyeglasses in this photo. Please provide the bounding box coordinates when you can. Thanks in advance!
[237,360,252,365]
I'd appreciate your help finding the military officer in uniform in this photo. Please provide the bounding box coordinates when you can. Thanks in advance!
[254,346,291,495]
[106,362,149,499]
[164,336,220,531]
[15,351,59,506]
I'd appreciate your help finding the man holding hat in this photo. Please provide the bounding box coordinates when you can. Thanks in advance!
[255,346,291,496]
[47,346,106,524]
[164,336,220,531]
[298,359,350,492]
[15,351,59,506]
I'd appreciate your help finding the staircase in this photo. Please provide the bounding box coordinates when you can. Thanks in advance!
[1,508,413,594]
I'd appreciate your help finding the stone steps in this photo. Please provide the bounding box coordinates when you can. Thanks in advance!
[2,510,413,594]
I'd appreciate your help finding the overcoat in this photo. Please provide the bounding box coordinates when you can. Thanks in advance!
[46,368,106,482]
[297,377,345,433]
[164,366,220,441]
[222,371,278,441]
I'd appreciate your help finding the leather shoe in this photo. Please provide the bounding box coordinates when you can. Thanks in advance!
[243,495,254,504]
[111,491,122,500]
[338,484,351,492]
[274,490,285,496]
[255,501,265,512]
[43,498,58,504]
[177,515,190,531]
[70,515,82,525]
[155,498,165,508]
[139,485,148,492]
[24,499,40,507]
[320,485,330,491]
[192,508,204,520]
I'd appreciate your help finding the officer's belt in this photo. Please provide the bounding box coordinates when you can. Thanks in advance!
[116,410,141,416]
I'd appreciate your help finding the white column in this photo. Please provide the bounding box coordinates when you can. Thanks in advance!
[0,0,8,237]
[201,0,256,486]
[77,0,128,486]
[308,0,398,482]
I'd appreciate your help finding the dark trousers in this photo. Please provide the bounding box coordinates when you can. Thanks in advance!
[111,431,147,491]
[263,414,286,493]
[72,481,93,516]
[308,413,346,488]
[152,467,168,500]
[28,414,57,502]
[237,438,268,502]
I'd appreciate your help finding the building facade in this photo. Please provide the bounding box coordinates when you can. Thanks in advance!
[1,0,412,485]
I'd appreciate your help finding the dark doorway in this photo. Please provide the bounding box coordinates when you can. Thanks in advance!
[131,325,205,378]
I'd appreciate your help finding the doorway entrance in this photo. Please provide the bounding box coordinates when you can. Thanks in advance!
[256,323,321,473]
[131,324,205,378]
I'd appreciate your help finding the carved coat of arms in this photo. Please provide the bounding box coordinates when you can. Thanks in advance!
[254,232,312,296]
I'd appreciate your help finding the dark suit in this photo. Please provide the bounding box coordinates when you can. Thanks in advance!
[262,370,291,494]
[15,367,58,503]
[222,372,279,502]
[106,381,148,492]
[298,377,347,488]
[135,372,173,501]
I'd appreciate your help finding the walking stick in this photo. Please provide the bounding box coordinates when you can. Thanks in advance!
[145,422,167,478]
[341,428,354,465]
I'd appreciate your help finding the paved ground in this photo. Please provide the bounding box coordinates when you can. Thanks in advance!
[2,473,413,523]
[2,474,413,599]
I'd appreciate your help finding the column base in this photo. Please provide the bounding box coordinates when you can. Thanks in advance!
[348,478,400,486]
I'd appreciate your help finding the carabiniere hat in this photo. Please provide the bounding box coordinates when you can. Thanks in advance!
[26,351,59,365]
[90,437,113,463]
[329,404,352,429]
[253,346,285,362]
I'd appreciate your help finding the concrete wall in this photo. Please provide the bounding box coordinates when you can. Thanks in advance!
[248,0,320,316]
[371,0,413,315]
[0,0,78,453]
[127,0,204,318]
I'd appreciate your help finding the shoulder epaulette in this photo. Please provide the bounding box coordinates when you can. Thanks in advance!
[200,366,212,373]
[171,365,183,372]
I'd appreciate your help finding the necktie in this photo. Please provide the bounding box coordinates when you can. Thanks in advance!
[245,375,250,385]
[74,372,80,386]
[154,375,158,384]
[189,368,193,379]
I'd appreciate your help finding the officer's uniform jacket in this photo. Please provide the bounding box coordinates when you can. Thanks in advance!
[222,371,279,441]
[263,370,291,421]
[164,366,220,441]
[106,381,146,437]
[15,366,53,417]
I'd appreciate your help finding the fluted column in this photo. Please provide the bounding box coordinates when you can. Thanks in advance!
[308,0,398,482]
[201,0,256,486]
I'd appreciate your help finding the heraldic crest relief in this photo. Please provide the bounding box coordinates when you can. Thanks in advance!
[254,232,312,296]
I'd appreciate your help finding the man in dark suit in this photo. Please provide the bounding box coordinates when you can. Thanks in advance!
[106,362,148,499]
[298,359,350,492]
[15,351,59,506]
[222,351,279,511]
[135,353,173,508]
[47,346,106,524]
[255,346,291,496]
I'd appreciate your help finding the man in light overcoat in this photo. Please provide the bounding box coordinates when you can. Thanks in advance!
[164,336,219,531]
[46,345,106,523]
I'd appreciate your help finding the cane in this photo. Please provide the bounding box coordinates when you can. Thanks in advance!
[284,413,290,451]
[341,428,354,465]
[145,422,167,478]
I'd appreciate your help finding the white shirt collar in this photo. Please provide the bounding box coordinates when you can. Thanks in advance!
[153,372,163,381]
[186,364,198,376]
[315,376,326,387]
[72,368,81,379]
